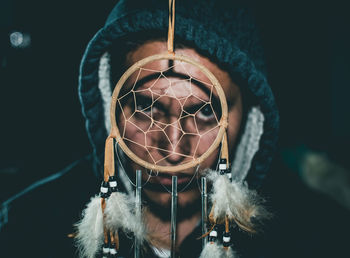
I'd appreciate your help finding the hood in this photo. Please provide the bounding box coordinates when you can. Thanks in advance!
[78,0,279,189]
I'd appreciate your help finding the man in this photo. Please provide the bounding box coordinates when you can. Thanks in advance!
[77,0,278,256]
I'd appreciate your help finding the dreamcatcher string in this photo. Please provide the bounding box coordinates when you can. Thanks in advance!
[117,138,202,194]
[158,164,201,194]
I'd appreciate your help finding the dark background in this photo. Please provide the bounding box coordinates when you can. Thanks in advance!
[0,0,349,202]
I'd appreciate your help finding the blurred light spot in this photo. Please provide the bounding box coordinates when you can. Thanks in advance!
[9,31,31,48]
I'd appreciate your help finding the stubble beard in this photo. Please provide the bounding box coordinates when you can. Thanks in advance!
[142,187,202,223]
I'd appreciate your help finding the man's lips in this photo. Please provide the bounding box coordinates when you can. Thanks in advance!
[151,172,193,187]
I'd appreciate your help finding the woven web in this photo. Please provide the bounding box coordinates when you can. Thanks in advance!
[116,60,222,167]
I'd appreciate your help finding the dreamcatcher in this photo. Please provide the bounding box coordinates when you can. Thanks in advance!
[75,1,269,257]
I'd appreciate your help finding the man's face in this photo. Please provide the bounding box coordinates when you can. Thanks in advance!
[117,41,242,219]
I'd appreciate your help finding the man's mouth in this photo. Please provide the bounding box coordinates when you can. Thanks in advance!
[142,172,197,192]
[154,172,193,186]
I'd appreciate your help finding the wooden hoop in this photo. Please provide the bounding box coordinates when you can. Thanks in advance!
[110,52,228,172]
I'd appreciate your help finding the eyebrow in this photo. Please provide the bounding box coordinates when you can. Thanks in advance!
[131,72,162,91]
[132,69,221,107]
[136,94,167,113]
[190,77,220,109]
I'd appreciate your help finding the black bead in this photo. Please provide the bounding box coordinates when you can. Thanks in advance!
[223,241,231,247]
[208,235,216,242]
[101,181,109,187]
[220,158,227,164]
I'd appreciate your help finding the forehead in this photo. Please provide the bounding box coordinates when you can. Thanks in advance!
[125,41,240,101]
[126,60,214,102]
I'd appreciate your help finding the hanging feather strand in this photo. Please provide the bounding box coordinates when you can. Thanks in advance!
[75,195,104,258]
[206,169,271,233]
[223,246,238,258]
[105,192,146,242]
[75,135,147,257]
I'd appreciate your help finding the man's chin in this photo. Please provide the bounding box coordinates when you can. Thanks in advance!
[142,189,201,222]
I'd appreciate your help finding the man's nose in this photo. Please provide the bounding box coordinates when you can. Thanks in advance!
[159,118,190,164]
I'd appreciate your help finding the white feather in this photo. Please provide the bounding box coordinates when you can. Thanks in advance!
[199,242,224,258]
[223,246,238,258]
[206,170,270,229]
[75,195,104,258]
[105,192,146,241]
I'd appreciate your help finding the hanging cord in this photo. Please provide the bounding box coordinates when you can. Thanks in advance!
[196,140,223,194]
[167,0,175,53]
[115,143,152,188]
[158,164,200,194]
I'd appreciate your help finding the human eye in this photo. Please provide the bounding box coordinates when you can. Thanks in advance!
[135,94,153,114]
[196,104,216,122]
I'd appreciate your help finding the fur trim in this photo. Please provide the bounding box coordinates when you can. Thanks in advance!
[231,106,264,183]
[206,170,271,232]
[105,192,146,241]
[75,195,104,258]
[98,52,112,133]
[199,242,224,258]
